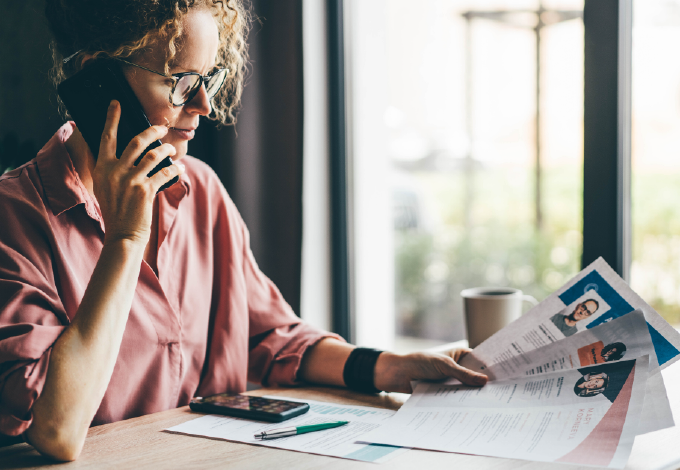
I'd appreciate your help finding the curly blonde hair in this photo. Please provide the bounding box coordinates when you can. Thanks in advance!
[45,0,250,126]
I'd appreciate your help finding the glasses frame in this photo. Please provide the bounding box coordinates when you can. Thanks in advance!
[578,302,597,316]
[113,57,228,107]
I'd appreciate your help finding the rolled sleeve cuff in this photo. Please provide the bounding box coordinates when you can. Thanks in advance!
[0,412,32,437]
[252,323,344,387]
[0,353,51,437]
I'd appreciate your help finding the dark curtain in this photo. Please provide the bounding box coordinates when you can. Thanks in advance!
[189,0,305,315]
[0,2,63,174]
[0,0,305,315]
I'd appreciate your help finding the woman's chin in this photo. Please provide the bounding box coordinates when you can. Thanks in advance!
[166,141,188,160]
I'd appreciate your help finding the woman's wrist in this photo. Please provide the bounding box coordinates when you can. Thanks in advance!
[373,351,400,392]
[103,234,149,253]
[342,347,385,393]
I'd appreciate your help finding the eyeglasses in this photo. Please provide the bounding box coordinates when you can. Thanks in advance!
[113,58,229,107]
[579,303,597,315]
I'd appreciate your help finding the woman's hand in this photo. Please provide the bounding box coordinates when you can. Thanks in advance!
[93,100,184,246]
[373,348,487,393]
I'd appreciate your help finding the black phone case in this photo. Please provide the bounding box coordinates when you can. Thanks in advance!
[57,58,179,191]
[189,399,310,423]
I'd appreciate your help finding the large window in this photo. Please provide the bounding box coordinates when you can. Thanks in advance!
[631,0,680,327]
[346,0,585,351]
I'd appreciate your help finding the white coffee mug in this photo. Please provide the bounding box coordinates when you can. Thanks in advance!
[461,287,539,348]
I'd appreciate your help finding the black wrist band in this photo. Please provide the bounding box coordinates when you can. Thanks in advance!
[343,347,384,394]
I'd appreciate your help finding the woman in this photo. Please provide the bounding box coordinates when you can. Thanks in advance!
[574,373,609,397]
[0,0,486,461]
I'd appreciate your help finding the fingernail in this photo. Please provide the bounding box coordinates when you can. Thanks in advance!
[109,100,116,109]
[474,374,487,385]
[176,162,185,172]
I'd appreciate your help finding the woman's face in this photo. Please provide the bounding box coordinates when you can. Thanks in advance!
[124,8,219,160]
[581,378,605,390]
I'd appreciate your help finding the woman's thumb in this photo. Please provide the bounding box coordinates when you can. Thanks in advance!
[446,358,487,386]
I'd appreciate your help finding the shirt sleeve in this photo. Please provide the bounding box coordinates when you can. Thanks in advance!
[0,191,68,437]
[238,215,344,387]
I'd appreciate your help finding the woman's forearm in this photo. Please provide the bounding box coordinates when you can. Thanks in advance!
[298,338,355,387]
[299,339,487,394]
[25,239,146,461]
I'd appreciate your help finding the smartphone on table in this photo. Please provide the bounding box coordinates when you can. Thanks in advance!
[57,58,179,191]
[190,394,310,422]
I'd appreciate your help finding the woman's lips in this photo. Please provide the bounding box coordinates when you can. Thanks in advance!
[169,127,196,140]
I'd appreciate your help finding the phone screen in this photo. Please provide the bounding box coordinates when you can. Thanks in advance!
[190,394,310,422]
[202,395,304,413]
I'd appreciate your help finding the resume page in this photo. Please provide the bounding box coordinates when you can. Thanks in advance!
[472,310,672,434]
[361,357,649,469]
[458,258,680,434]
[460,259,680,373]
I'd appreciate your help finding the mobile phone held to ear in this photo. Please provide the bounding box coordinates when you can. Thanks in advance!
[57,58,179,191]
[189,394,310,422]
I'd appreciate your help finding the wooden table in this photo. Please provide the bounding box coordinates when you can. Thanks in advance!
[3,364,680,469]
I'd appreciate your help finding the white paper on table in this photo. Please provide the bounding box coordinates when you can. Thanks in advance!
[361,356,649,469]
[165,397,408,463]
[461,310,673,434]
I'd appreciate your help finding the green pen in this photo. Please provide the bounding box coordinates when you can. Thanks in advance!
[254,420,349,440]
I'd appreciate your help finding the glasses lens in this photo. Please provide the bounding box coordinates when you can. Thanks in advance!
[205,69,228,98]
[173,74,201,105]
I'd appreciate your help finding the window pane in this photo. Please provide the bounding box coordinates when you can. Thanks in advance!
[347,0,585,351]
[631,0,680,327]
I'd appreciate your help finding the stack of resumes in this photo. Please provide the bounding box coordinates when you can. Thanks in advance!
[168,257,679,468]
[360,257,680,468]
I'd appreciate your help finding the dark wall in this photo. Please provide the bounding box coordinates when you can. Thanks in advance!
[188,0,305,315]
[0,1,63,170]
[0,1,305,315]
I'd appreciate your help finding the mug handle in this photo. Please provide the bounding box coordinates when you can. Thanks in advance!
[522,295,539,314]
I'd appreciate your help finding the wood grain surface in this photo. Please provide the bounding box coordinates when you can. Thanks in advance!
[2,366,680,469]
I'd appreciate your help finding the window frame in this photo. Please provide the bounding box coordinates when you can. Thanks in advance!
[582,0,633,279]
[328,0,354,341]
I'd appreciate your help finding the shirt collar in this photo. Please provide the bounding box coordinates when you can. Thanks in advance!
[36,122,191,220]
[36,122,94,217]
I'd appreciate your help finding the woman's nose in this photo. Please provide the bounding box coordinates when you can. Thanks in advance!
[186,83,212,116]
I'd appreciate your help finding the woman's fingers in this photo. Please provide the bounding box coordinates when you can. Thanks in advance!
[133,143,177,178]
[119,125,169,167]
[442,357,487,386]
[92,108,182,246]
[148,161,185,191]
[446,347,472,363]
[98,100,121,162]
[372,351,488,394]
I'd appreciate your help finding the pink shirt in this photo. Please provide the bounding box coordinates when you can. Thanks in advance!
[0,122,340,437]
